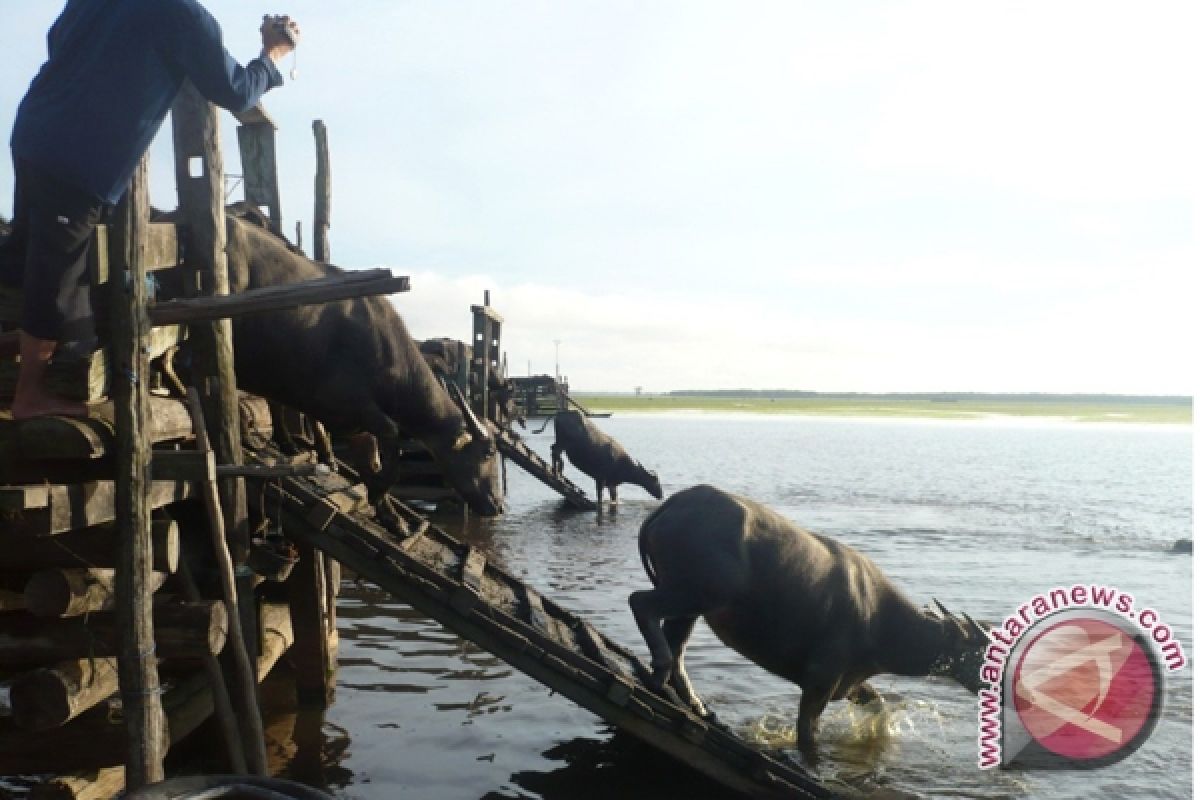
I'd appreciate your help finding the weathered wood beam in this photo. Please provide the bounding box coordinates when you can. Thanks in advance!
[0,479,193,538]
[0,516,179,574]
[286,540,334,707]
[147,270,410,326]
[237,121,282,227]
[8,657,120,730]
[24,567,168,618]
[108,153,166,787]
[0,600,227,663]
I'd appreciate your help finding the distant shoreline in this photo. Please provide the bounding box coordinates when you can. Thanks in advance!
[570,394,1192,425]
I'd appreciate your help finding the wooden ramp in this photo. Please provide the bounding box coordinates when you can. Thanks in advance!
[494,428,597,511]
[256,452,831,799]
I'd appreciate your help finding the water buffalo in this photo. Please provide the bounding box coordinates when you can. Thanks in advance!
[550,409,662,507]
[629,484,988,764]
[418,338,525,432]
[214,206,504,516]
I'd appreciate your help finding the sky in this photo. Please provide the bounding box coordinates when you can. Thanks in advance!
[2,1,1196,394]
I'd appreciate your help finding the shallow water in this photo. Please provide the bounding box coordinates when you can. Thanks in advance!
[272,414,1192,799]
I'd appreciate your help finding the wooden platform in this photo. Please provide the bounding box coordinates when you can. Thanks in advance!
[254,445,831,799]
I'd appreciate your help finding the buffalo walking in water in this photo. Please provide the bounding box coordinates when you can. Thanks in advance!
[629,484,988,764]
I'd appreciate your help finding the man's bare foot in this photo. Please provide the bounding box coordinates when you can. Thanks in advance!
[11,332,89,419]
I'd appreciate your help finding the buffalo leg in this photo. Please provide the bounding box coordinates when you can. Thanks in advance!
[629,588,707,692]
[608,484,618,505]
[796,685,836,765]
[662,616,709,718]
[550,442,564,475]
[595,481,604,509]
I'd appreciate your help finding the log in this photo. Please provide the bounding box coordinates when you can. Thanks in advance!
[163,603,292,749]
[29,767,125,800]
[0,587,24,611]
[0,600,227,663]
[0,701,168,774]
[0,479,193,538]
[24,568,168,618]
[0,516,179,573]
[8,657,119,730]
[10,394,195,459]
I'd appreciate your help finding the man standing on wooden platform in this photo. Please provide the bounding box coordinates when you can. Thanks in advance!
[1,0,300,419]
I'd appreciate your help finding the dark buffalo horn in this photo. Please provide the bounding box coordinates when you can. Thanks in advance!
[447,381,490,442]
[963,612,989,639]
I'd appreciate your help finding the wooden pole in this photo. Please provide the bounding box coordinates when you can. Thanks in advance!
[109,154,166,787]
[313,119,331,263]
[172,82,264,774]
[177,560,247,774]
[185,387,268,773]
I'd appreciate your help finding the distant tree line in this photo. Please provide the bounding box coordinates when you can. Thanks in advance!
[666,390,1190,405]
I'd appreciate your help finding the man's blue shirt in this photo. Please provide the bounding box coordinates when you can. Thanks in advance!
[11,0,283,205]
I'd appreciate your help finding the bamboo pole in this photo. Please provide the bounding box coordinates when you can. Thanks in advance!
[185,387,268,773]
[108,154,166,787]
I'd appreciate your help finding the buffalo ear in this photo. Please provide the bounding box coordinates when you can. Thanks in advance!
[452,431,473,451]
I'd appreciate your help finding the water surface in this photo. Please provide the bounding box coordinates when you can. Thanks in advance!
[273,414,1192,799]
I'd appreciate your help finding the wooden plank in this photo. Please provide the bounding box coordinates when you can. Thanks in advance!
[147,270,411,327]
[0,479,193,538]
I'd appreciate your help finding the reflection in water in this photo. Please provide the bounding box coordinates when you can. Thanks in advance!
[267,416,1190,799]
[486,733,743,800]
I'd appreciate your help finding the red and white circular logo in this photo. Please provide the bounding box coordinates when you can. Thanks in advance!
[1012,615,1160,765]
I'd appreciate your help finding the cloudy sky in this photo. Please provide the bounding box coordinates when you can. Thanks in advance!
[3,2,1195,394]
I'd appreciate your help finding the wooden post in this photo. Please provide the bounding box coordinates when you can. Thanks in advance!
[172,80,264,775]
[234,105,282,228]
[313,120,331,263]
[470,299,504,419]
[287,540,336,707]
[108,155,166,787]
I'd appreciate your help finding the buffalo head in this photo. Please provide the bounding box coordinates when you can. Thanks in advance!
[927,599,990,692]
[426,383,505,516]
